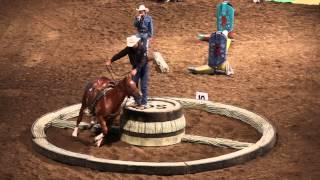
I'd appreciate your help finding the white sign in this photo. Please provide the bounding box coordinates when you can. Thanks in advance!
[196,91,208,104]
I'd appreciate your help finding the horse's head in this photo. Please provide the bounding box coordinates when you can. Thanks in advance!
[123,74,141,99]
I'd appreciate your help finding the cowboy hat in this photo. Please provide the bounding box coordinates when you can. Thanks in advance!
[127,35,141,47]
[136,4,149,12]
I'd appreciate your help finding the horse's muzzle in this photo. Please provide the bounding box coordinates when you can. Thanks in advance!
[132,91,142,100]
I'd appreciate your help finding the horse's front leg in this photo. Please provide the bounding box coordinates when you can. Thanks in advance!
[94,115,109,147]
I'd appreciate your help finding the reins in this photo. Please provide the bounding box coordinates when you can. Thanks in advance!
[106,65,131,81]
[106,65,116,81]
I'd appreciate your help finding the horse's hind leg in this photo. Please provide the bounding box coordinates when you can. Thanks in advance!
[72,104,85,137]
[94,116,109,147]
[72,83,91,137]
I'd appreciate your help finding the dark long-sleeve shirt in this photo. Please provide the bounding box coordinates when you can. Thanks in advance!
[111,45,147,69]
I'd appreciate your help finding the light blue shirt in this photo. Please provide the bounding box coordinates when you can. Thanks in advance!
[134,15,154,38]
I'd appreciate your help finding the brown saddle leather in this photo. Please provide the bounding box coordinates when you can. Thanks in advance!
[87,77,116,115]
[92,77,115,90]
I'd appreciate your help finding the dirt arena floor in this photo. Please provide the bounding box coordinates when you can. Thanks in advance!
[0,0,319,179]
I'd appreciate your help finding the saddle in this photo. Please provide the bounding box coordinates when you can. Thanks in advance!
[92,77,115,90]
[88,79,117,116]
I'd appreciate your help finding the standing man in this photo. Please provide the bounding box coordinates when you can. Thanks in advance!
[134,4,153,52]
[106,35,149,109]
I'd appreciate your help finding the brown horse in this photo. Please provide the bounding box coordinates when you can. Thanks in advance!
[72,74,141,147]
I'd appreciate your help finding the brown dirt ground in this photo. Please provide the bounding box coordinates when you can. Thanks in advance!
[0,0,319,179]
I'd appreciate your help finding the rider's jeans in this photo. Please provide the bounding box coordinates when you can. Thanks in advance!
[133,63,149,105]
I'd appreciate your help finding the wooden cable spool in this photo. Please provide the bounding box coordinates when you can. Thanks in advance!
[120,98,186,146]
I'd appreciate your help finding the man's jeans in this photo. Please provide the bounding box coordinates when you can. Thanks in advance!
[137,33,149,51]
[133,63,149,105]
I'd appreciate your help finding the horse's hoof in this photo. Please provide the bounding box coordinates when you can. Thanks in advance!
[72,132,78,137]
[72,127,78,137]
[94,133,104,141]
[96,138,104,147]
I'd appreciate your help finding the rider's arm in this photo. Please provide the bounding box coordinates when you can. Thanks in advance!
[111,47,130,62]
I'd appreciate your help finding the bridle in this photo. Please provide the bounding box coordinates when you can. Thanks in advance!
[105,64,140,110]
[104,68,138,118]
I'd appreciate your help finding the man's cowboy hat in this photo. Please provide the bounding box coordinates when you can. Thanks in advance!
[136,4,149,12]
[127,35,141,47]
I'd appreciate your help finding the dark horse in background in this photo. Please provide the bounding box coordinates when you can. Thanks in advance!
[72,74,141,147]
